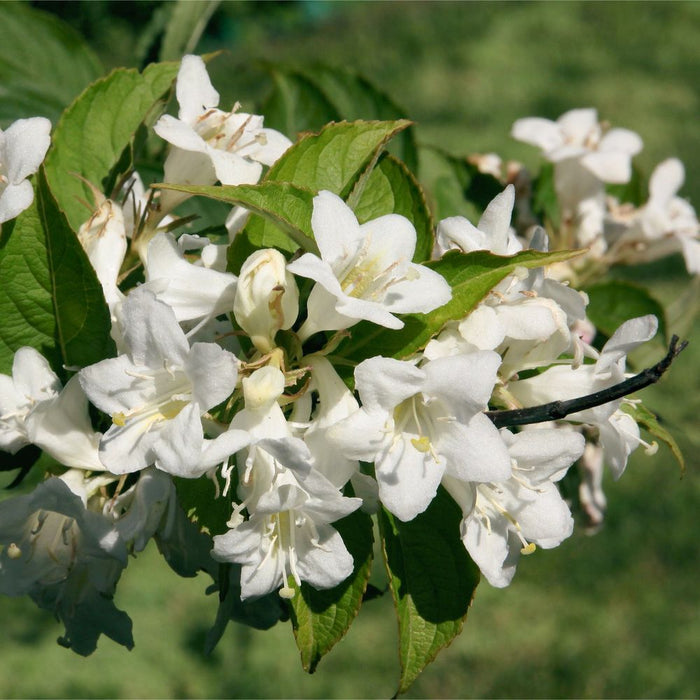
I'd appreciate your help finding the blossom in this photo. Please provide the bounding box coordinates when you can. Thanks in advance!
[153,54,292,213]
[212,468,360,600]
[141,232,237,325]
[79,287,239,476]
[288,190,452,339]
[444,427,584,587]
[0,347,103,470]
[0,117,51,224]
[434,185,522,258]
[511,108,642,184]
[508,314,658,479]
[233,248,299,353]
[328,353,511,522]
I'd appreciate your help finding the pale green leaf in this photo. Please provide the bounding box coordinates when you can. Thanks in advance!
[159,0,220,61]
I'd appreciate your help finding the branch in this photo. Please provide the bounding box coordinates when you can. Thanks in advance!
[486,335,688,429]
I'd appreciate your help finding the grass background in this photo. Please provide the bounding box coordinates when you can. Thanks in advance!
[2,2,699,697]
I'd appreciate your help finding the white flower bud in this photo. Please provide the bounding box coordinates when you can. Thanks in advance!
[234,249,299,353]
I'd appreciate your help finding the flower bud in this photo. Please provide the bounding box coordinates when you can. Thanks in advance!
[234,249,299,353]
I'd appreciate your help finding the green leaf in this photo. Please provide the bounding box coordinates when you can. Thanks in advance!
[43,61,180,232]
[585,280,667,348]
[419,145,504,222]
[338,248,584,364]
[353,153,434,263]
[621,402,685,475]
[157,181,319,256]
[531,161,560,230]
[174,473,231,537]
[262,68,342,140]
[289,508,374,673]
[0,3,103,127]
[380,487,479,694]
[159,0,221,62]
[229,119,411,271]
[0,171,115,375]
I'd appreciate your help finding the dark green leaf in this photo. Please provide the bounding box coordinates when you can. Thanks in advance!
[380,487,479,694]
[0,171,115,376]
[0,3,103,127]
[585,280,667,348]
[289,508,374,673]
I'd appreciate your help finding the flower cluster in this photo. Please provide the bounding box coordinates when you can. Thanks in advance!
[0,55,691,659]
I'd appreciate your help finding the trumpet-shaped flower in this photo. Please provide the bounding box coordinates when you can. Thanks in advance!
[79,287,239,476]
[444,427,583,587]
[154,54,291,213]
[328,352,511,522]
[0,117,51,224]
[288,190,452,339]
[213,468,360,600]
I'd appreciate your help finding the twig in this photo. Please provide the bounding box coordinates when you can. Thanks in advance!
[486,335,688,428]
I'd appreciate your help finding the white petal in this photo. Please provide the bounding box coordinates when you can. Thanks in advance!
[0,181,35,223]
[153,404,204,477]
[12,347,60,400]
[598,128,643,157]
[296,524,354,589]
[376,437,444,521]
[176,54,220,123]
[121,287,189,366]
[383,262,451,314]
[185,342,238,411]
[208,147,263,186]
[3,117,51,183]
[581,151,632,184]
[354,356,423,412]
[648,158,685,204]
[154,114,209,153]
[511,117,563,153]
[310,190,362,265]
[477,185,515,246]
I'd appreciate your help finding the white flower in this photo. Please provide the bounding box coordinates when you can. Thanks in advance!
[508,314,658,479]
[620,158,700,274]
[434,185,522,258]
[512,108,642,184]
[0,347,103,470]
[233,248,299,353]
[153,54,291,213]
[141,231,237,325]
[79,287,239,476]
[288,190,452,339]
[444,427,584,587]
[0,117,51,224]
[328,353,511,522]
[212,468,360,600]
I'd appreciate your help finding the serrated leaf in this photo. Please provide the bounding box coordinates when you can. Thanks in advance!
[353,153,434,263]
[0,171,115,376]
[157,181,319,256]
[294,65,418,172]
[43,61,180,232]
[229,120,411,271]
[621,402,685,474]
[585,280,667,347]
[338,248,584,364]
[0,3,103,127]
[380,487,479,694]
[289,508,374,673]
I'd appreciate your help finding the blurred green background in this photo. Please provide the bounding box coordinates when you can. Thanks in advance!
[1,1,698,697]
